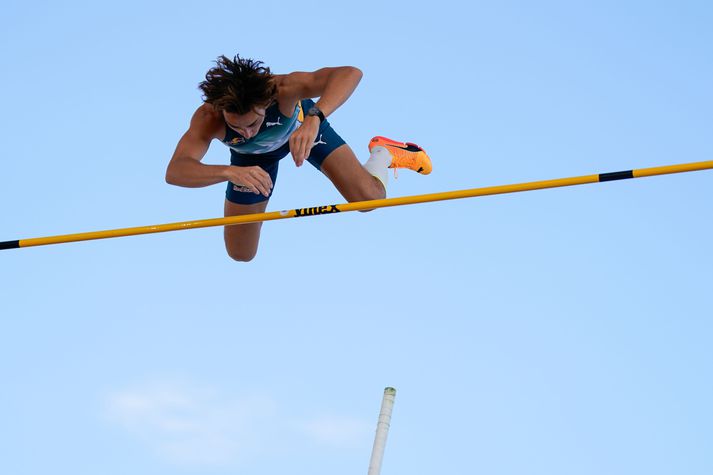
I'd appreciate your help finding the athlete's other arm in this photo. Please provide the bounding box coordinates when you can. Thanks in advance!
[281,66,363,166]
[166,104,273,197]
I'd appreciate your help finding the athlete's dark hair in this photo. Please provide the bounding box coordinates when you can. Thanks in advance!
[199,55,277,114]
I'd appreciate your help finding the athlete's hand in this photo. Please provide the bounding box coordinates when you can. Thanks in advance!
[223,165,273,197]
[289,117,320,167]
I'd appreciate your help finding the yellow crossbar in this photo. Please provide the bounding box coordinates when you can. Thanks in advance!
[2,160,711,250]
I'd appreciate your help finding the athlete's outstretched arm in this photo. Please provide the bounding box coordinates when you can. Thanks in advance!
[285,66,363,117]
[283,66,363,165]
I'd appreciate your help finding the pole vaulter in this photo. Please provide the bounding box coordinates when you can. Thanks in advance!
[1,160,711,251]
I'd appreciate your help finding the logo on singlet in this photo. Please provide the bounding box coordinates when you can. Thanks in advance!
[228,137,245,145]
[266,117,282,127]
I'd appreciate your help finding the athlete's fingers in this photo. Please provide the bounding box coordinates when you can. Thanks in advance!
[291,150,304,167]
[249,179,265,196]
[290,137,305,166]
[240,180,259,195]
[300,140,312,165]
[289,120,318,167]
[249,170,271,197]
[288,135,299,163]
[291,132,313,167]
[250,180,267,197]
[300,141,312,165]
[251,167,273,190]
[239,174,263,196]
[249,166,271,185]
[259,174,273,196]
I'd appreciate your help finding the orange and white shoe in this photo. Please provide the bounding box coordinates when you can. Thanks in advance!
[369,136,432,175]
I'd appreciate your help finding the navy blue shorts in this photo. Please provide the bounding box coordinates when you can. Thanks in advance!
[225,117,346,205]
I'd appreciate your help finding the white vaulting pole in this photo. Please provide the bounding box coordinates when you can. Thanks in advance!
[368,387,397,475]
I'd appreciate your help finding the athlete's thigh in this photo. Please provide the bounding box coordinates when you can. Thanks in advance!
[223,199,269,261]
[320,144,385,202]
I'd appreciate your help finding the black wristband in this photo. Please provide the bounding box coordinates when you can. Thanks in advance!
[307,106,325,123]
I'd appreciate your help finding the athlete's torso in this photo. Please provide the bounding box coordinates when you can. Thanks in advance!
[222,101,304,155]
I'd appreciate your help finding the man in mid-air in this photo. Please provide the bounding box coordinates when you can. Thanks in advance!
[166,55,432,261]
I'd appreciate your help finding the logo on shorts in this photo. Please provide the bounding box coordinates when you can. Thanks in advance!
[313,134,327,147]
[233,184,253,193]
[294,205,341,217]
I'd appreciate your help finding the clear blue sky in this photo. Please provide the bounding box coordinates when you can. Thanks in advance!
[2,1,712,474]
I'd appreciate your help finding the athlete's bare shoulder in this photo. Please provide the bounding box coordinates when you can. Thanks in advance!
[273,74,300,116]
[273,72,311,98]
[273,68,341,104]
[273,73,289,91]
[189,103,225,141]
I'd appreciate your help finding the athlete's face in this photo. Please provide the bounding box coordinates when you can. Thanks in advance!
[223,107,266,139]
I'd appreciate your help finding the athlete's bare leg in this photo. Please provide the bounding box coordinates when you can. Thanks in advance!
[223,199,269,261]
[320,144,385,204]
[224,144,387,260]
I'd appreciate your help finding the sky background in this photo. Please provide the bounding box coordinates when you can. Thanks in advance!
[1,1,712,474]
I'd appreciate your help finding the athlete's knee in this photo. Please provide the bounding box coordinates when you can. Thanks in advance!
[226,249,257,262]
[363,188,386,201]
[353,184,385,212]
[351,179,386,204]
[225,244,258,262]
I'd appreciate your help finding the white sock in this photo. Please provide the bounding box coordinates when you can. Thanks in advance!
[363,146,391,189]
